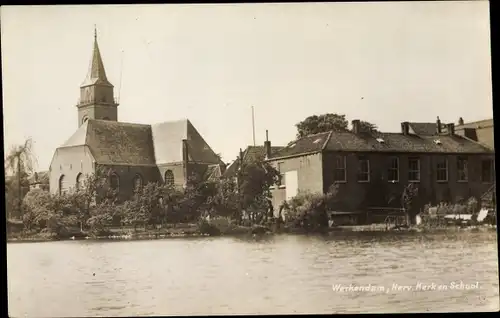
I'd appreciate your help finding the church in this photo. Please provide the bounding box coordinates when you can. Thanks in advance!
[49,30,225,199]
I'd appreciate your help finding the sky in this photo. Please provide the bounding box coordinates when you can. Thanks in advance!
[1,2,493,171]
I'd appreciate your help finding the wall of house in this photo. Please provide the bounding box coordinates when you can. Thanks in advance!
[157,162,186,188]
[49,145,163,200]
[322,151,495,212]
[157,161,219,188]
[267,153,324,215]
[96,164,161,201]
[49,146,96,195]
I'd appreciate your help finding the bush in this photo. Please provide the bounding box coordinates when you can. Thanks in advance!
[208,216,236,234]
[285,188,335,231]
[197,219,221,236]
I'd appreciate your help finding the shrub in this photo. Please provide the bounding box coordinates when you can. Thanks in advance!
[197,219,221,236]
[285,187,336,231]
[466,197,479,214]
[208,216,235,234]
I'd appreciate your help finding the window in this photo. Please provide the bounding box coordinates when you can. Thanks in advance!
[109,173,120,190]
[357,156,370,182]
[481,159,494,183]
[387,157,399,182]
[436,157,448,182]
[76,173,85,191]
[59,175,67,195]
[165,170,175,186]
[457,157,468,182]
[133,174,143,193]
[277,162,286,188]
[334,156,347,182]
[82,116,88,124]
[408,158,420,182]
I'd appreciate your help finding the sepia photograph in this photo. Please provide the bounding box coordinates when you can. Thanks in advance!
[2,1,498,316]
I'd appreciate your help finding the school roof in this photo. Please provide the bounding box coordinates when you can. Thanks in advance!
[268,129,493,160]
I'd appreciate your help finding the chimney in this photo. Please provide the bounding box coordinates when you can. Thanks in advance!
[239,148,244,166]
[352,119,361,134]
[458,117,464,125]
[436,116,442,134]
[264,130,272,159]
[401,122,410,135]
[447,123,455,135]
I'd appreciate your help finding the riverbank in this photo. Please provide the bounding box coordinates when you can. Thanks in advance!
[7,223,497,243]
[7,222,273,243]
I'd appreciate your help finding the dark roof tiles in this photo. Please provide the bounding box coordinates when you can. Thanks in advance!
[86,120,156,165]
[58,119,223,167]
[270,131,331,159]
[268,130,492,160]
[326,132,491,153]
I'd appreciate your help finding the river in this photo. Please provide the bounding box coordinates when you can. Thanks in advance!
[7,231,499,316]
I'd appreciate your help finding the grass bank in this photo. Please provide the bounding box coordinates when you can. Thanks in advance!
[8,222,496,243]
[6,223,270,243]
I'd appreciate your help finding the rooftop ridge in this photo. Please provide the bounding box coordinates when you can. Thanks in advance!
[89,119,151,127]
[151,118,189,126]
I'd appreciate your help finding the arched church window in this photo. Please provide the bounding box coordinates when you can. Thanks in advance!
[133,174,143,194]
[59,175,67,195]
[165,170,174,186]
[82,116,89,124]
[109,173,120,191]
[76,173,85,191]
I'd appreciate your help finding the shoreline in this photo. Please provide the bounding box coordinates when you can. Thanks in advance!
[7,224,497,243]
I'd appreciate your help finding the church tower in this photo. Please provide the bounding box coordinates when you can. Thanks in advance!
[76,28,119,126]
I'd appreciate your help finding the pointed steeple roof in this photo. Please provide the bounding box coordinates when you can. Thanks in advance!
[81,27,113,87]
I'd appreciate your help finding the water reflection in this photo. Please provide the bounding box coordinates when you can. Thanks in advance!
[7,231,499,316]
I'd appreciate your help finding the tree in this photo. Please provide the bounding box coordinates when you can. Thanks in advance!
[160,183,184,225]
[178,175,218,223]
[296,114,348,138]
[86,201,118,235]
[5,138,37,219]
[296,113,379,138]
[22,189,76,236]
[358,121,378,133]
[69,167,111,230]
[207,178,239,218]
[237,159,280,224]
[22,189,53,230]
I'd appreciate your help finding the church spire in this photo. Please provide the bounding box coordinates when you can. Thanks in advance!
[81,26,112,87]
[77,27,118,126]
